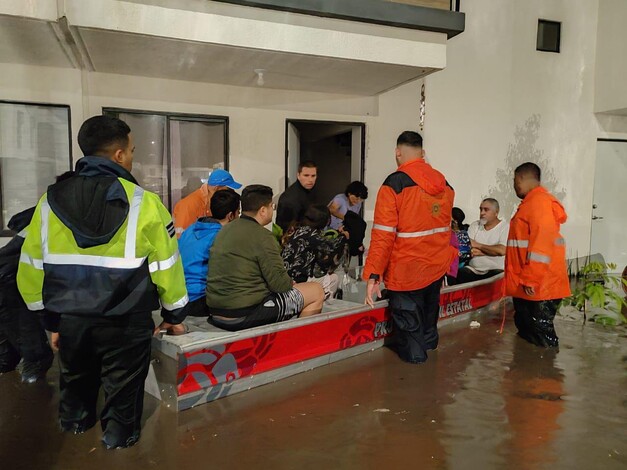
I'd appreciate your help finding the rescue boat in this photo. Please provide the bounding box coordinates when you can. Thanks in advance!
[147,270,506,411]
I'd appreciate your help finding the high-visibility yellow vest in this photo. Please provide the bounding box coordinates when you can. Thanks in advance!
[17,177,188,323]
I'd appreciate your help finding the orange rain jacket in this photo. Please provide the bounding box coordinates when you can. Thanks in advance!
[363,158,456,291]
[505,186,571,301]
[173,185,217,238]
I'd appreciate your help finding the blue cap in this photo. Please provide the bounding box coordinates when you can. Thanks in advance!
[207,169,242,190]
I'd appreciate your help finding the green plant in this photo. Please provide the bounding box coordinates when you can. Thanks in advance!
[562,262,627,326]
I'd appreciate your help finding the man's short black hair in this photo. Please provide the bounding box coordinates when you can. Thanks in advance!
[514,162,541,181]
[78,115,131,157]
[210,188,241,220]
[298,160,317,173]
[396,131,423,148]
[345,181,368,200]
[241,184,273,213]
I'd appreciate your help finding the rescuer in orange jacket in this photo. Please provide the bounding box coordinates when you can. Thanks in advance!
[364,131,456,363]
[505,162,570,347]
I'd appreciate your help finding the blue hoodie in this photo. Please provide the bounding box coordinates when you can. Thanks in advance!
[178,217,223,301]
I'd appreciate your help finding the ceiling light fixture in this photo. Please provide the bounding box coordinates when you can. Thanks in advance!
[254,69,266,86]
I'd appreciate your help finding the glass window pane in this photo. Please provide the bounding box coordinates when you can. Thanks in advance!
[170,119,226,208]
[118,113,169,208]
[0,103,70,231]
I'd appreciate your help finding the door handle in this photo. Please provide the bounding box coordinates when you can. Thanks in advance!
[592,216,604,220]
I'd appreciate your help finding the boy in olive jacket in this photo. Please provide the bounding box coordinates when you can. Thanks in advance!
[206,185,323,331]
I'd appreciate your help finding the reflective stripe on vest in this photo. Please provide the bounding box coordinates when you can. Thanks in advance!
[162,293,189,311]
[373,224,396,233]
[40,186,146,269]
[26,300,44,311]
[396,226,449,238]
[528,252,551,264]
[148,251,180,273]
[20,253,44,270]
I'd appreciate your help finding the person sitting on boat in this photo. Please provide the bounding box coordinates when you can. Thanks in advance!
[173,169,242,238]
[452,207,471,267]
[327,181,368,230]
[206,184,324,331]
[455,198,508,284]
[282,204,348,300]
[179,189,240,317]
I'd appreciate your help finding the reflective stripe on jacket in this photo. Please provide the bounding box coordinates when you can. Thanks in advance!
[505,186,570,300]
[17,159,188,325]
[363,158,456,291]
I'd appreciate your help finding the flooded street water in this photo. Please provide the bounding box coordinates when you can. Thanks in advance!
[1,311,626,470]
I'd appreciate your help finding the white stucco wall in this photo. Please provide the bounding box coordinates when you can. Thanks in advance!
[594,0,627,114]
[1,0,622,258]
[425,0,602,258]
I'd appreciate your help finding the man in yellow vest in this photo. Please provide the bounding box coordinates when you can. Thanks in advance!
[17,115,188,449]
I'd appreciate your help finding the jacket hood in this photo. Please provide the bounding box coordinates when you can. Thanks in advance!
[527,186,567,224]
[191,218,223,240]
[46,156,139,249]
[398,158,447,195]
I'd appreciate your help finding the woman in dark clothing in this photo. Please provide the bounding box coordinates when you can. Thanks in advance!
[281,205,348,299]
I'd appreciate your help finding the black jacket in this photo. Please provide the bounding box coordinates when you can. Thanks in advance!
[276,181,315,232]
[0,207,35,309]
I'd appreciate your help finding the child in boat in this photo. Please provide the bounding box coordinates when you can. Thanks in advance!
[281,204,348,299]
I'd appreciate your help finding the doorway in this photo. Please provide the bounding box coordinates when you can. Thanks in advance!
[285,120,365,205]
[590,140,627,272]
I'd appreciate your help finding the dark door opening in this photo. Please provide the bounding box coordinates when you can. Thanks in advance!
[285,119,365,206]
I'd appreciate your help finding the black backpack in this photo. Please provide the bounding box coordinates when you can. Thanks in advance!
[343,211,367,257]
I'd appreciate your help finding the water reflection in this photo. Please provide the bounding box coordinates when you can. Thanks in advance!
[502,338,564,469]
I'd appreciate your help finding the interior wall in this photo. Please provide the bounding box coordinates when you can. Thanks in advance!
[424,0,601,258]
[300,132,352,205]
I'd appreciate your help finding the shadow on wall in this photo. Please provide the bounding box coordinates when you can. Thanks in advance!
[486,114,566,220]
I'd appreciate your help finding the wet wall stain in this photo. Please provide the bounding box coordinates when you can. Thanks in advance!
[487,114,567,220]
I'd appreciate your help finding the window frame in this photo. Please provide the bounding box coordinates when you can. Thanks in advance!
[102,107,230,212]
[0,100,73,237]
[536,19,561,53]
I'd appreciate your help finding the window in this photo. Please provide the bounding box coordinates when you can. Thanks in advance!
[537,19,561,53]
[0,101,72,235]
[103,109,228,211]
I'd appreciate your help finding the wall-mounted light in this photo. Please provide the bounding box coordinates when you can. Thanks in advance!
[254,69,266,86]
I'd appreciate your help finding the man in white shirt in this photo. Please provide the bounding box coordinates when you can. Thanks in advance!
[455,198,509,284]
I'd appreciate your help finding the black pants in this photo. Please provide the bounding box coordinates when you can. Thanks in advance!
[185,297,209,317]
[387,278,443,364]
[58,313,153,447]
[0,306,52,373]
[451,268,503,285]
[513,298,561,347]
